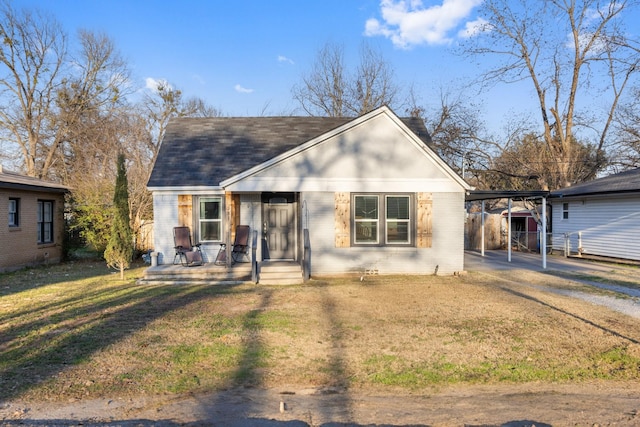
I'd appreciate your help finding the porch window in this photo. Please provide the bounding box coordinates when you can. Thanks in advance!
[9,198,19,227]
[562,202,569,220]
[37,200,53,244]
[199,197,222,242]
[353,193,413,246]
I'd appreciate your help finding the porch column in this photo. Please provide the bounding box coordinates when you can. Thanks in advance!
[541,196,547,269]
[507,198,512,263]
[225,192,233,267]
[481,200,485,257]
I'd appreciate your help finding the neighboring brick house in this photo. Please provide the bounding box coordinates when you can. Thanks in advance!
[1,166,69,272]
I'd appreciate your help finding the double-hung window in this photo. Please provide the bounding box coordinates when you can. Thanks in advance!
[562,202,569,220]
[37,200,54,244]
[385,195,410,244]
[199,197,222,242]
[353,193,413,246]
[9,198,19,227]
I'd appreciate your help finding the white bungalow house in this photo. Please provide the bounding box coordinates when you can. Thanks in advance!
[146,106,471,282]
[549,168,640,261]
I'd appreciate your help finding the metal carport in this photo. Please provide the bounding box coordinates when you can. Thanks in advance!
[465,190,550,268]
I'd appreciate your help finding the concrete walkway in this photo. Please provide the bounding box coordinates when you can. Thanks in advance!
[464,249,623,273]
[465,250,640,319]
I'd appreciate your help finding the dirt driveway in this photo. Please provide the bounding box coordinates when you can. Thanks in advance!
[1,252,639,426]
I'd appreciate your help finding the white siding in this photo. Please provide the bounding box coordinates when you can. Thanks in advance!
[152,192,179,265]
[152,190,228,264]
[239,193,262,259]
[303,191,465,275]
[551,196,640,260]
[226,113,464,193]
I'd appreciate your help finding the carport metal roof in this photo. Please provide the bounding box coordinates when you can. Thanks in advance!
[465,189,549,202]
[465,189,550,269]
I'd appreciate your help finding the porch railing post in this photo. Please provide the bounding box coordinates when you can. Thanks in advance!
[252,230,258,283]
[303,228,310,282]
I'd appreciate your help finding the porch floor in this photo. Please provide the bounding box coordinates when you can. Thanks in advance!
[140,261,253,284]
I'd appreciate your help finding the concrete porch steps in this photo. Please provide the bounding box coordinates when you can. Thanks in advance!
[138,262,253,285]
[259,261,303,285]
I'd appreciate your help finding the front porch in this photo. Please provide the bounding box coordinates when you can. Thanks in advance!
[139,262,254,285]
[138,260,304,285]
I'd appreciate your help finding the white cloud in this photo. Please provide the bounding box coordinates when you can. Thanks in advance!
[365,0,483,48]
[234,84,254,94]
[277,55,295,65]
[145,77,172,92]
[457,17,488,39]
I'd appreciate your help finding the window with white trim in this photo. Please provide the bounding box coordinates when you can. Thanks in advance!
[562,202,569,220]
[37,200,53,243]
[353,193,413,246]
[9,198,19,227]
[385,195,410,244]
[198,197,222,242]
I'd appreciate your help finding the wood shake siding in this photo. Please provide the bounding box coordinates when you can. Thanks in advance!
[334,192,350,248]
[416,192,433,248]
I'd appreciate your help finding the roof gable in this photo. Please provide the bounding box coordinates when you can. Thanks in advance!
[222,106,469,192]
[147,106,451,190]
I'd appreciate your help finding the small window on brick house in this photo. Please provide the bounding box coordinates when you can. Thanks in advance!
[9,198,19,227]
[37,200,54,243]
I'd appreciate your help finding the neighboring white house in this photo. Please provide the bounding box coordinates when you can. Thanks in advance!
[147,106,471,278]
[549,168,640,261]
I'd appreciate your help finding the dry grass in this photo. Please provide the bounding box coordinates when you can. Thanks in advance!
[1,261,639,403]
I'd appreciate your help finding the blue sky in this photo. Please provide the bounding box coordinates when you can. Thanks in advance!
[11,0,639,136]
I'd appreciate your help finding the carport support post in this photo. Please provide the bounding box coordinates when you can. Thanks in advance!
[542,196,547,269]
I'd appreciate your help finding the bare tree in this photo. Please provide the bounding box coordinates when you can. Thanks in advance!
[292,42,347,117]
[0,0,66,178]
[346,43,399,116]
[611,83,640,169]
[140,80,222,165]
[463,0,640,189]
[292,42,399,117]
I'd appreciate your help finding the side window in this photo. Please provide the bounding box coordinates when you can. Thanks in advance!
[198,197,222,242]
[9,198,19,227]
[562,202,569,220]
[37,200,54,243]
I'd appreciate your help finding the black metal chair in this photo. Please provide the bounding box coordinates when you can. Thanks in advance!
[173,226,203,267]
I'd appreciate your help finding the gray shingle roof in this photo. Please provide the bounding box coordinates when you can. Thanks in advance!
[550,168,640,198]
[147,115,433,188]
[0,167,69,193]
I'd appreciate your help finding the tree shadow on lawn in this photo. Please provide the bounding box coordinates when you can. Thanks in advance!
[0,259,114,298]
[195,281,357,425]
[0,272,248,402]
[498,285,640,345]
